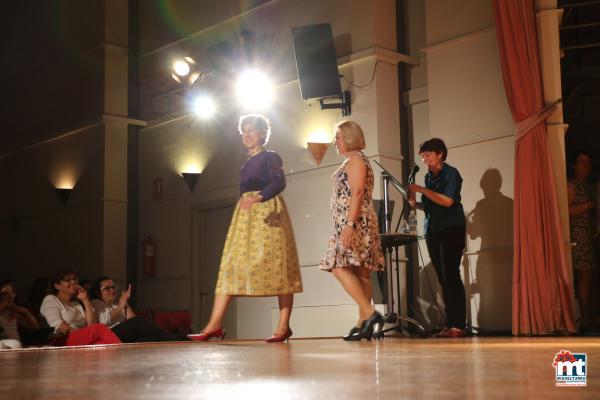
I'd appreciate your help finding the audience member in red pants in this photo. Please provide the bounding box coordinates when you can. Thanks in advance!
[64,322,120,346]
[40,271,121,346]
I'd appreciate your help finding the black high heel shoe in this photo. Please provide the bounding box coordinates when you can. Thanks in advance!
[360,311,384,339]
[342,322,372,341]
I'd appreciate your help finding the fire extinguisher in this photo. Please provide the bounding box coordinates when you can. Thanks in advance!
[142,235,156,278]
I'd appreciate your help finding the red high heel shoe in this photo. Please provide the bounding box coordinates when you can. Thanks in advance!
[187,328,226,342]
[265,328,292,343]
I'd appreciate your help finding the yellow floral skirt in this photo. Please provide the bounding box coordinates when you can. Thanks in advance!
[215,192,303,296]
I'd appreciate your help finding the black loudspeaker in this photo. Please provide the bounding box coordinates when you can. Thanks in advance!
[291,23,342,101]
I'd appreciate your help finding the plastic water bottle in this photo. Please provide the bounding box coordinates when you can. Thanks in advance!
[407,210,418,234]
[401,219,410,233]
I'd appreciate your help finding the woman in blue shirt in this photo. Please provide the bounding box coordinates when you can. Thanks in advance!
[408,138,467,338]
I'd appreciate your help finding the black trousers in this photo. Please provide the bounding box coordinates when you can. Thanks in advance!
[111,316,188,343]
[425,225,467,330]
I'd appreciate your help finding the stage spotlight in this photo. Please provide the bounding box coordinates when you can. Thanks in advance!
[236,69,273,109]
[173,60,190,77]
[172,57,202,85]
[193,95,216,119]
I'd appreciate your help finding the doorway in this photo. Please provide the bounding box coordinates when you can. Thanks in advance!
[190,200,236,335]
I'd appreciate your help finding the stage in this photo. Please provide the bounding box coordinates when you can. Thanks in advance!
[2,337,598,399]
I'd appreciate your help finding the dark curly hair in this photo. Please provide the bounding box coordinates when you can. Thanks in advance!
[567,149,592,178]
[419,138,448,161]
[48,271,77,295]
[92,276,112,300]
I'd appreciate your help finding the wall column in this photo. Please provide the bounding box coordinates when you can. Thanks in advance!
[535,0,572,263]
[102,0,129,281]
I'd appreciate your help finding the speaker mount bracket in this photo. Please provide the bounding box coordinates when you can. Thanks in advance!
[318,90,351,116]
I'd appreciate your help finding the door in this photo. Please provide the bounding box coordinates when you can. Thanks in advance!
[191,202,235,334]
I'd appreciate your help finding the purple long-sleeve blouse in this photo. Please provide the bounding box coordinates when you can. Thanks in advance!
[239,150,286,201]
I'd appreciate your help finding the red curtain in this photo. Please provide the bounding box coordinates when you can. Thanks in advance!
[493,0,576,335]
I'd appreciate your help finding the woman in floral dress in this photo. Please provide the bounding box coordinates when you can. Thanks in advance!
[568,150,599,332]
[320,120,384,341]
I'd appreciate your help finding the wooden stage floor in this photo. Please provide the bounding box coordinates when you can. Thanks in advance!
[1,336,598,399]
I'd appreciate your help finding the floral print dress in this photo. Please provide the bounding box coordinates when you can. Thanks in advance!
[320,153,384,271]
[569,180,598,271]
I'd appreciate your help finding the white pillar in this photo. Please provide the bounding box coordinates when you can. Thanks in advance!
[535,1,571,258]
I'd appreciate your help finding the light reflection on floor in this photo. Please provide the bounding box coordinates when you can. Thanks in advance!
[1,337,599,399]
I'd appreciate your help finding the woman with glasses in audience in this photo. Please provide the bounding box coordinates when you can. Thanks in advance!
[91,276,189,342]
[40,271,121,346]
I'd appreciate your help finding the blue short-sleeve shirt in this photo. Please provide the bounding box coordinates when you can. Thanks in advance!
[422,163,466,235]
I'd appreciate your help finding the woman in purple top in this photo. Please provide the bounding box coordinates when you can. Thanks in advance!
[189,114,303,343]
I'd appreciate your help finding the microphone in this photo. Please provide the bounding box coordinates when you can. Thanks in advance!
[408,165,420,184]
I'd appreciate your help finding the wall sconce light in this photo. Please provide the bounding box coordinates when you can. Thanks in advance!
[55,188,73,204]
[181,172,201,192]
[306,142,330,166]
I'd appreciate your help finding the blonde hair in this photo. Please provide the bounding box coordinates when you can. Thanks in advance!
[334,120,366,151]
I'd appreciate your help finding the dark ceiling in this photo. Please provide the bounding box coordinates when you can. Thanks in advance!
[0,1,105,156]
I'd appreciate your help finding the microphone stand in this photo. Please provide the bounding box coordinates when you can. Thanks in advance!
[381,171,392,233]
[372,161,426,337]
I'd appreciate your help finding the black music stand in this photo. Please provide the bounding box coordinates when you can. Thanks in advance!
[373,161,427,337]
[379,232,426,337]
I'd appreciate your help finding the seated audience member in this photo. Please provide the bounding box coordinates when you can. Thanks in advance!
[1,280,40,349]
[0,279,50,347]
[40,271,121,346]
[91,276,189,342]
